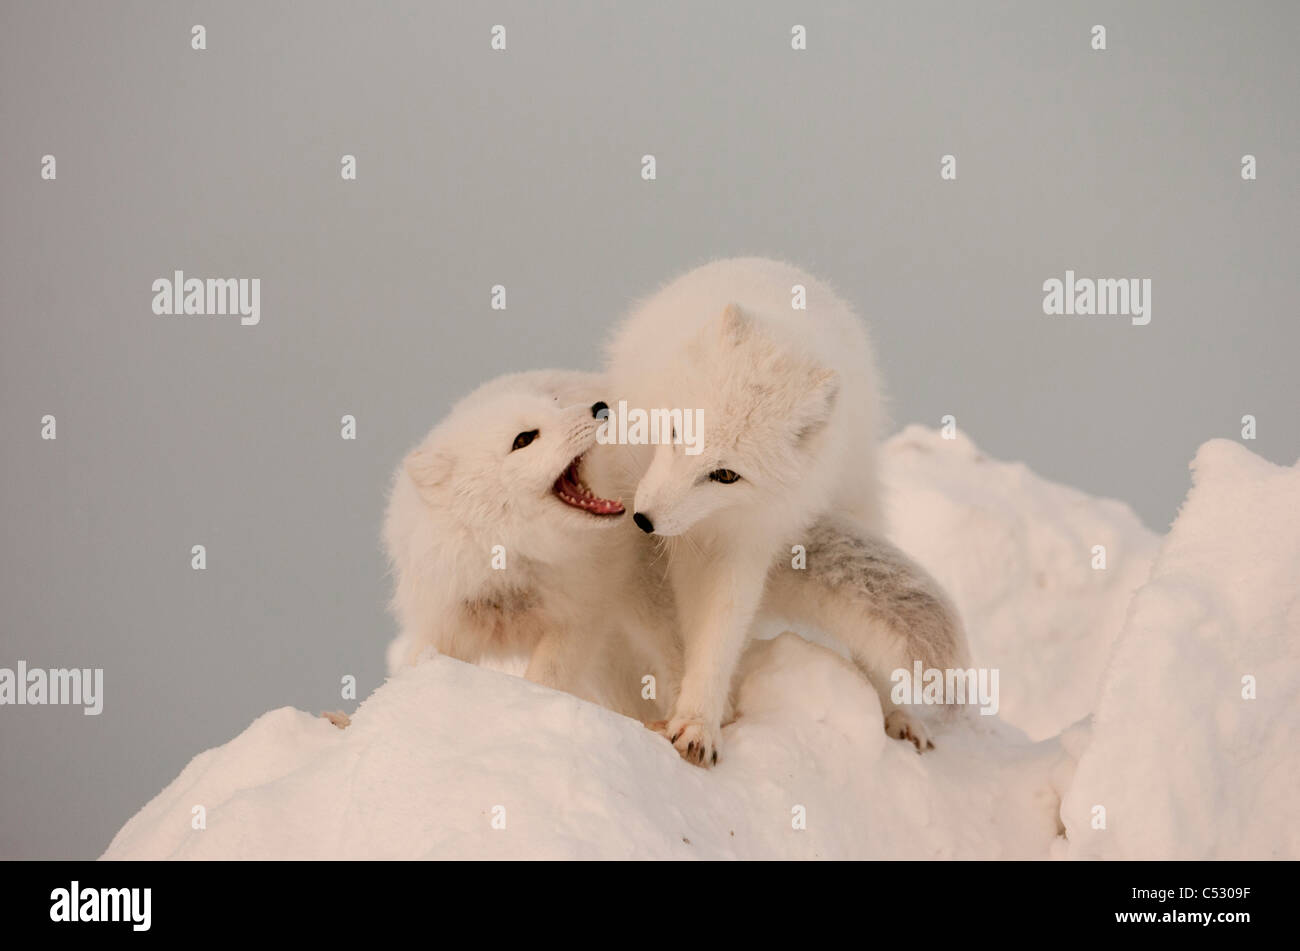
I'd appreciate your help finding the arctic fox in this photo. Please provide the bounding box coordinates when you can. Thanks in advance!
[604,258,970,765]
[383,370,682,719]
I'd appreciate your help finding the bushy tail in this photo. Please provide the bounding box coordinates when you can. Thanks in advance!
[761,515,970,716]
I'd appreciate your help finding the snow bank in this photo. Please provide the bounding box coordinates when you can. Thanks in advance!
[103,633,1063,860]
[101,431,1297,860]
[1061,440,1300,859]
[881,426,1158,740]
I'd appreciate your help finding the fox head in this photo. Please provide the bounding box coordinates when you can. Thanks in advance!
[628,304,841,537]
[396,371,626,563]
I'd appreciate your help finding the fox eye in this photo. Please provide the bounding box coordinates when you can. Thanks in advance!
[709,468,741,484]
[511,430,539,452]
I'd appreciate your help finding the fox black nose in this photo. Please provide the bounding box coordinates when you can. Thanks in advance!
[591,401,609,420]
[633,512,654,534]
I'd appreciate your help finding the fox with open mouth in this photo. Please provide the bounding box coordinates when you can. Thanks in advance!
[383,369,683,719]
[385,364,968,756]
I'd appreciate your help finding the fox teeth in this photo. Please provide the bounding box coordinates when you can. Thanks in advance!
[552,453,624,516]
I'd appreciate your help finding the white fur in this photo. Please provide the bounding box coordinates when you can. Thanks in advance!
[383,370,681,720]
[603,258,966,764]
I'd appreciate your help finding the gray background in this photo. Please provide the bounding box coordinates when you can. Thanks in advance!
[2,0,1297,859]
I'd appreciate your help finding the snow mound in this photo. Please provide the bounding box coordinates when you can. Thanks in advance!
[1061,440,1300,859]
[103,633,1063,860]
[881,425,1159,740]
[101,431,1295,860]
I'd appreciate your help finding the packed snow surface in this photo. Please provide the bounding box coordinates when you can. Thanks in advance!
[102,429,1298,860]
[1061,439,1300,859]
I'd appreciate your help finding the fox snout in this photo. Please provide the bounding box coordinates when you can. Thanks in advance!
[631,490,684,537]
[633,461,736,537]
[631,444,689,536]
[566,401,612,446]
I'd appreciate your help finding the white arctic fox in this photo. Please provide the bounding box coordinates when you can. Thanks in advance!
[383,370,682,719]
[604,257,970,765]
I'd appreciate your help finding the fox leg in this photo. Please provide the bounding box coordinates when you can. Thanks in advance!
[662,539,771,768]
[762,516,970,751]
[523,625,589,697]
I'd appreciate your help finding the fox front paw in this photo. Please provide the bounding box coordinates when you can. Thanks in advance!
[665,716,722,768]
[884,709,933,752]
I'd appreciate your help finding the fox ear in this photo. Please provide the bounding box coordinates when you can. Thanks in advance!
[717,303,752,348]
[405,446,453,496]
[791,366,840,441]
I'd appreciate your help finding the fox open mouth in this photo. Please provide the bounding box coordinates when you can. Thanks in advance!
[552,455,624,516]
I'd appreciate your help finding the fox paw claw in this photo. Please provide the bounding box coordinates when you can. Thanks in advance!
[664,717,721,768]
[884,709,934,752]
